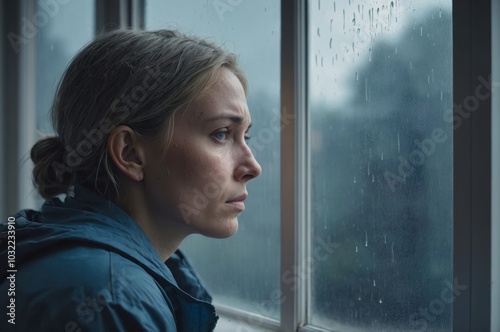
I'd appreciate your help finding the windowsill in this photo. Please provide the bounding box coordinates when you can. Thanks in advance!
[214,304,279,332]
[216,315,277,332]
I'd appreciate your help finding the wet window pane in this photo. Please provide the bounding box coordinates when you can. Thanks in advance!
[146,1,281,320]
[308,0,453,330]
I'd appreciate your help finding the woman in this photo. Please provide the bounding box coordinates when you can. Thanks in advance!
[0,29,261,331]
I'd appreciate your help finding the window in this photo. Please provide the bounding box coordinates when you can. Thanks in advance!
[1,1,497,331]
[308,1,453,330]
[36,0,95,134]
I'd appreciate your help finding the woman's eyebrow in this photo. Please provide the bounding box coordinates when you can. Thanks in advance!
[205,114,246,125]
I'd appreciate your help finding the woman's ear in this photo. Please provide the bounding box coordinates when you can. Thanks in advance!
[108,125,145,181]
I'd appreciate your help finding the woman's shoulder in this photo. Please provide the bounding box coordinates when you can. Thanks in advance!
[1,245,178,331]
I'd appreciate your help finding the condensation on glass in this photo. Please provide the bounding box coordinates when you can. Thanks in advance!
[146,0,281,320]
[308,0,452,330]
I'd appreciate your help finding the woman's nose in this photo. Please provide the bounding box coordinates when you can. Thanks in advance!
[235,146,262,182]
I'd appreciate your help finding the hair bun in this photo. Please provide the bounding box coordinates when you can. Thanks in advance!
[30,136,64,164]
[31,136,73,198]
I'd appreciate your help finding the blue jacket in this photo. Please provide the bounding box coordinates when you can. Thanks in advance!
[0,186,218,331]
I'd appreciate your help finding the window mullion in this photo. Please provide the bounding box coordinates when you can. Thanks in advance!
[95,0,129,33]
[453,0,492,330]
[281,0,308,330]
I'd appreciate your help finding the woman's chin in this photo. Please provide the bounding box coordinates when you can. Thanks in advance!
[203,218,239,239]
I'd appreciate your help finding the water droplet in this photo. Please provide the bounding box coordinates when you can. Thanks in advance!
[372,174,375,182]
[355,245,359,253]
[391,242,395,263]
[343,9,346,30]
[440,91,443,101]
[381,152,384,160]
[355,72,359,80]
[353,176,357,184]
[329,38,333,49]
[365,78,369,101]
[365,230,368,247]
[333,2,336,12]
[420,25,423,36]
[373,280,376,287]
[397,130,400,153]
[317,0,321,10]
[317,27,321,37]
[369,48,372,61]
[384,233,387,244]
[410,60,413,69]
[352,13,356,25]
[379,299,383,304]
[439,8,442,18]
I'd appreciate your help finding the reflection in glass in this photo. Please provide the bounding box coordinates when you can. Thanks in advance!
[146,0,281,320]
[309,1,453,330]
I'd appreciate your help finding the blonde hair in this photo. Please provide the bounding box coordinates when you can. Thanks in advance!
[30,29,247,200]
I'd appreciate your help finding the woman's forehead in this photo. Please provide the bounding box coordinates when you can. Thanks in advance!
[182,69,250,124]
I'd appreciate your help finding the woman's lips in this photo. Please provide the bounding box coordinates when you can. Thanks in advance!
[226,194,247,211]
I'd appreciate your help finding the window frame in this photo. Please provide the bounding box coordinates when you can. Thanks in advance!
[452,0,492,330]
[1,0,497,331]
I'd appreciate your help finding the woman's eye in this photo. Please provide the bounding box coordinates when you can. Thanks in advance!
[213,129,229,141]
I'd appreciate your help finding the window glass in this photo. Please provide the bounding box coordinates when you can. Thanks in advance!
[146,0,281,320]
[36,0,95,134]
[308,0,453,330]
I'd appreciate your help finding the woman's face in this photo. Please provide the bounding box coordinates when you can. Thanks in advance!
[142,68,262,238]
